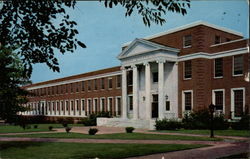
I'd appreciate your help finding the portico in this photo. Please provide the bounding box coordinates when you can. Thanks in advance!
[118,39,179,121]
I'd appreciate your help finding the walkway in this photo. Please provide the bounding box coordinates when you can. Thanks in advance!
[0,126,249,159]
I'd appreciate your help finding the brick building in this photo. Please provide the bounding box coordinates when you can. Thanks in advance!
[23,21,250,129]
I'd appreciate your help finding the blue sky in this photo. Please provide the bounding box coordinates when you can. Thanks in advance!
[31,0,249,83]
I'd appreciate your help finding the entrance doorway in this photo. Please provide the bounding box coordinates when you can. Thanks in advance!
[152,94,158,118]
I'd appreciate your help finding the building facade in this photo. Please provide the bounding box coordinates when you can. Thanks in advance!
[23,21,250,129]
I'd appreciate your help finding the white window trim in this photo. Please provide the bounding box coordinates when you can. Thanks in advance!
[70,100,75,116]
[87,98,92,114]
[100,97,105,112]
[214,58,223,79]
[183,61,192,80]
[93,98,98,113]
[183,35,192,48]
[232,55,244,77]
[107,97,113,112]
[75,99,79,113]
[81,98,85,112]
[231,87,245,119]
[60,100,64,115]
[212,89,225,114]
[182,90,193,113]
[128,94,133,112]
[115,96,122,116]
[65,100,69,115]
[108,77,113,90]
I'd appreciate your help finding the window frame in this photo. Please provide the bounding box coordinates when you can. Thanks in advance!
[182,90,193,112]
[183,35,192,48]
[231,87,245,119]
[233,55,244,77]
[183,61,192,80]
[214,58,223,78]
[212,89,225,113]
[108,77,113,90]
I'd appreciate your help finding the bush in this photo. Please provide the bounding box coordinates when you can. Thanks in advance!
[182,109,229,130]
[231,114,250,130]
[88,128,98,135]
[48,126,53,131]
[125,127,135,133]
[155,118,182,130]
[33,125,38,129]
[65,127,72,133]
[62,123,68,127]
[80,112,112,126]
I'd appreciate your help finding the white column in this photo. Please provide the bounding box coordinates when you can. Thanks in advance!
[132,64,139,119]
[121,67,128,119]
[145,62,151,119]
[158,60,165,119]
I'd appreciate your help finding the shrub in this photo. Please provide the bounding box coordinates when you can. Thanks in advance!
[33,125,38,129]
[182,109,229,130]
[62,123,68,127]
[155,118,182,130]
[231,114,250,130]
[88,128,98,135]
[125,127,135,133]
[80,112,112,126]
[48,126,53,131]
[65,127,72,133]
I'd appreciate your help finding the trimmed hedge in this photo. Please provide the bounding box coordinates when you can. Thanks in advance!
[231,115,250,130]
[79,112,111,126]
[88,128,98,135]
[155,118,182,130]
[125,127,135,133]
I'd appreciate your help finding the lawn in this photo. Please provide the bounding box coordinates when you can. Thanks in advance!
[153,129,250,137]
[0,132,222,141]
[0,141,207,159]
[0,124,83,134]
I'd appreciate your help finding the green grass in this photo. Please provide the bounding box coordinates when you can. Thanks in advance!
[0,132,222,141]
[0,124,83,133]
[153,129,250,137]
[0,141,207,159]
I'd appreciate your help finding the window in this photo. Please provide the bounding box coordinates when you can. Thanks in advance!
[213,90,224,111]
[100,98,105,111]
[94,98,98,112]
[116,97,121,115]
[81,99,85,111]
[101,78,105,89]
[81,81,85,91]
[88,80,92,91]
[184,92,192,111]
[153,72,158,83]
[214,35,221,44]
[183,35,192,47]
[116,75,121,88]
[108,98,113,112]
[61,101,64,111]
[184,61,192,79]
[66,101,69,111]
[127,71,133,86]
[108,78,112,89]
[71,101,74,111]
[233,55,243,76]
[57,101,60,111]
[214,58,223,77]
[76,83,79,92]
[94,79,98,90]
[128,96,133,111]
[166,101,170,111]
[233,89,244,117]
[70,83,73,93]
[76,100,79,111]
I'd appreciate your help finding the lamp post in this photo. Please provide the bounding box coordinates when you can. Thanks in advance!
[209,103,216,138]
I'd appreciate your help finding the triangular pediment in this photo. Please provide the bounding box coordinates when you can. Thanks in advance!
[117,39,178,60]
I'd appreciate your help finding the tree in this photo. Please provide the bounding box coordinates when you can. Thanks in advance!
[0,46,30,122]
[0,0,190,76]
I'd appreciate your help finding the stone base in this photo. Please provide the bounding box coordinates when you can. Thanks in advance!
[97,117,156,130]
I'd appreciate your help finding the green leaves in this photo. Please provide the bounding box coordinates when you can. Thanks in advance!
[102,0,190,27]
[0,0,85,76]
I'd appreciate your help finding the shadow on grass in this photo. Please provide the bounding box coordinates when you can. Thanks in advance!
[0,141,45,151]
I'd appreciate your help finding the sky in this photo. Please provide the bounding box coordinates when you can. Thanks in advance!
[30,0,249,83]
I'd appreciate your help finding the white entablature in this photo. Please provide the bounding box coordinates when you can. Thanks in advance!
[117,38,179,66]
